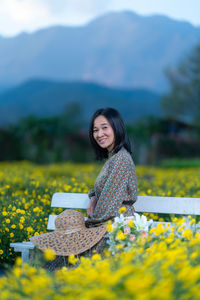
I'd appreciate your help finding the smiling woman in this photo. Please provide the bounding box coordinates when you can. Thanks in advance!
[30,107,137,271]
[86,107,137,225]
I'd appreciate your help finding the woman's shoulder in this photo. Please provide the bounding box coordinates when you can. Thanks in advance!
[110,147,133,165]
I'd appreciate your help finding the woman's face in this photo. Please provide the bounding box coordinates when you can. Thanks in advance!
[93,115,115,152]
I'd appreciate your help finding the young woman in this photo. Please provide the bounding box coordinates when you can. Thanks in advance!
[30,107,137,269]
[86,107,137,227]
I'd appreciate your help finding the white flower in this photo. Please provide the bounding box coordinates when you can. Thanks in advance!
[114,214,125,224]
[133,213,153,232]
[107,213,153,254]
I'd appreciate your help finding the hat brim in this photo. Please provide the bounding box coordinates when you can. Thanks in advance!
[30,225,107,256]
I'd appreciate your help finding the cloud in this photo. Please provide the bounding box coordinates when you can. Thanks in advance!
[0,0,52,36]
[0,0,106,36]
[0,0,199,37]
[44,0,110,25]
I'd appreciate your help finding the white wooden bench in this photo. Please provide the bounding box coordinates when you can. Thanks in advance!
[10,193,200,263]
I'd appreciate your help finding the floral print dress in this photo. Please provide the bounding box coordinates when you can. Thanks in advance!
[87,147,137,224]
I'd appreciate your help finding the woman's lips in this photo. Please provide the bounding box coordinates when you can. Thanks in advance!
[99,138,107,144]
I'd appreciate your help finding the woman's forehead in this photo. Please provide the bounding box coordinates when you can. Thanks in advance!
[94,115,109,127]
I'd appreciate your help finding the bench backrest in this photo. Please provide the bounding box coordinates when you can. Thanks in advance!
[47,192,200,230]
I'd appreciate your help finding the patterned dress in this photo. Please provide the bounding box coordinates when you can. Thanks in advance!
[87,147,137,224]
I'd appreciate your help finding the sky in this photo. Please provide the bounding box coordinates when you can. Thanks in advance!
[0,0,199,37]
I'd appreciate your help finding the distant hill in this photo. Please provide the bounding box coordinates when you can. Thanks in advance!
[0,84,11,95]
[0,11,200,91]
[0,79,160,125]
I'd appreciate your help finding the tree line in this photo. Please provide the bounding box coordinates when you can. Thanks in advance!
[0,104,93,163]
[0,42,200,164]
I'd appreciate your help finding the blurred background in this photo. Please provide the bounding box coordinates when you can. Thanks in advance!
[0,0,200,165]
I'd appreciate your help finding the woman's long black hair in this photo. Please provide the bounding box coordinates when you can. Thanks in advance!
[89,108,132,160]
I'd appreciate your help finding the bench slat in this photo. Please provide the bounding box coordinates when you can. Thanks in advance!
[51,193,89,208]
[10,242,35,250]
[47,215,57,230]
[135,196,200,215]
[51,193,200,215]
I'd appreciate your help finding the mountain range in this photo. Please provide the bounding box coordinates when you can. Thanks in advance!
[0,11,200,92]
[0,79,160,125]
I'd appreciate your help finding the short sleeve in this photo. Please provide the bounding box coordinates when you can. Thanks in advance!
[88,153,130,224]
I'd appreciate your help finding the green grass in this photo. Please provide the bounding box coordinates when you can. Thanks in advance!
[160,158,200,168]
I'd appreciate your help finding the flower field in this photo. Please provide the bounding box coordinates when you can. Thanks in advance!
[1,220,200,299]
[1,161,200,265]
[0,161,98,265]
[1,161,200,299]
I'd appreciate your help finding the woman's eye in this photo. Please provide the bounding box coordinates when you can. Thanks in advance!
[103,127,107,129]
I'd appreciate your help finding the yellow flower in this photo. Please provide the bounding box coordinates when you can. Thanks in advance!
[43,249,56,261]
[2,211,7,216]
[107,221,113,232]
[6,219,10,223]
[149,228,155,235]
[20,217,25,223]
[0,250,3,255]
[15,257,22,266]
[178,225,185,232]
[10,233,14,238]
[128,219,134,228]
[116,231,126,240]
[172,217,178,223]
[11,224,16,229]
[91,254,101,261]
[13,267,22,277]
[107,224,113,232]
[177,218,186,226]
[182,229,193,240]
[195,232,200,239]
[153,223,165,236]
[191,252,198,260]
[27,227,34,233]
[116,244,123,250]
[68,254,79,265]
[189,219,196,225]
[33,207,40,213]
[119,207,127,214]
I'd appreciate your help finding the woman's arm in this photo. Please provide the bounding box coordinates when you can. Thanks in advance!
[87,196,97,216]
[87,153,136,224]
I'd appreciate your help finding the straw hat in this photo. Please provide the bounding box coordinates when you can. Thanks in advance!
[30,209,107,256]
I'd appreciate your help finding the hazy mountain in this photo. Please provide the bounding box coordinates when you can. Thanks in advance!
[0,84,11,95]
[0,11,200,91]
[0,79,160,125]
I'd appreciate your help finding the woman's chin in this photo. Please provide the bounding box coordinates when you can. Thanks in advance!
[99,145,108,149]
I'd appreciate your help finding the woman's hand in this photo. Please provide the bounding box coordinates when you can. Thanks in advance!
[87,196,96,216]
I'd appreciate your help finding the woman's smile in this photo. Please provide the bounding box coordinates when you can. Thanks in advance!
[93,115,115,152]
[98,138,107,144]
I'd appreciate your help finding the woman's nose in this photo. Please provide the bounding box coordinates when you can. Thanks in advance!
[97,129,104,137]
